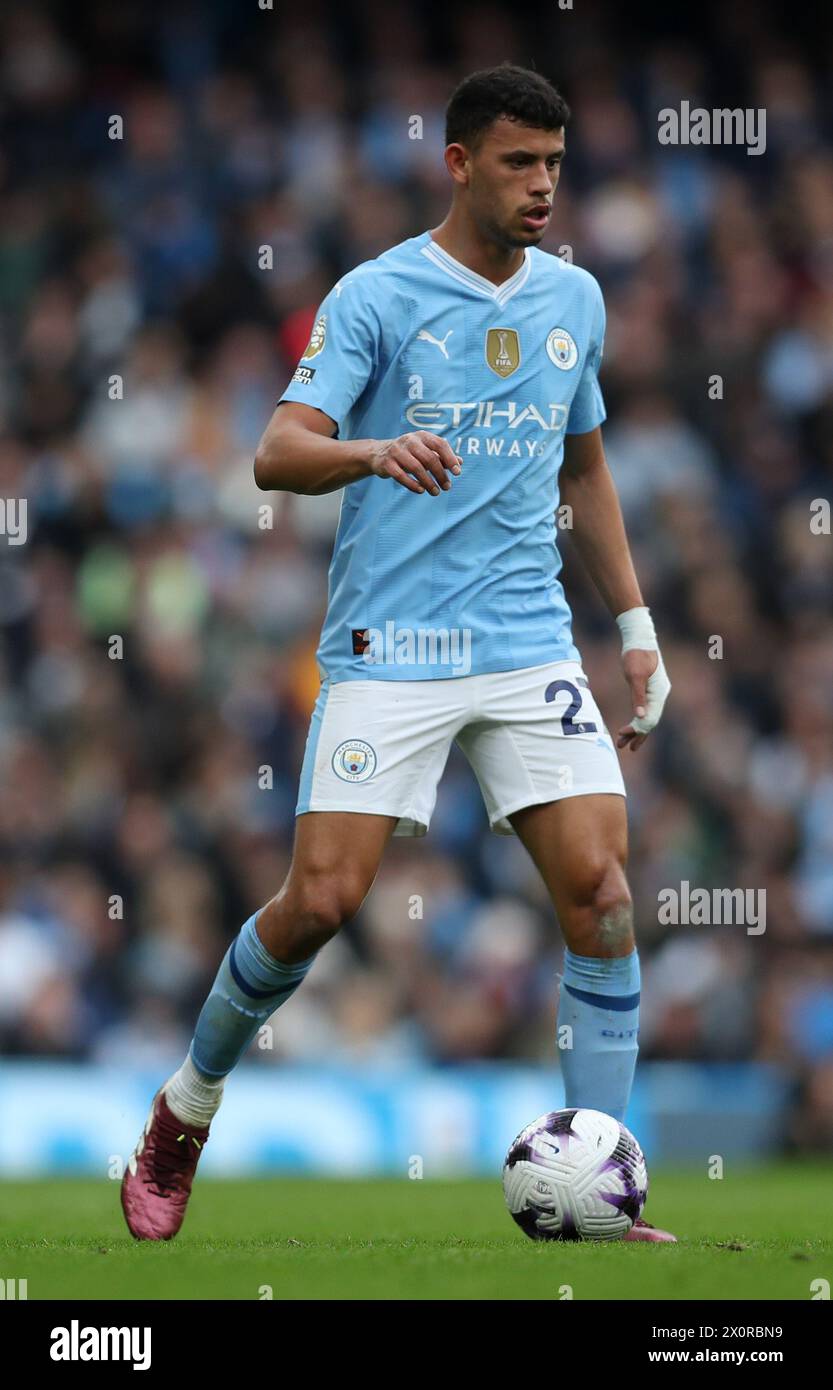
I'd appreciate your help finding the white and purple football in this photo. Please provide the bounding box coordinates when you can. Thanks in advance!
[503,1108,648,1241]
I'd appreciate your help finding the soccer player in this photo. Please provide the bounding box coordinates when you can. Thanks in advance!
[122,65,674,1242]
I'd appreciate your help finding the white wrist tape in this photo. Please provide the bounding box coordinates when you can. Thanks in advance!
[616,605,658,652]
[615,607,671,733]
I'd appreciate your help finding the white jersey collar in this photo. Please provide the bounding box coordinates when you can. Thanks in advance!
[420,234,531,307]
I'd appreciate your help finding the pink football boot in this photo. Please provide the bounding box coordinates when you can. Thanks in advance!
[121,1088,210,1240]
[624,1217,678,1243]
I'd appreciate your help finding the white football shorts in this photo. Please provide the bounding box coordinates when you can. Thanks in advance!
[296,659,626,837]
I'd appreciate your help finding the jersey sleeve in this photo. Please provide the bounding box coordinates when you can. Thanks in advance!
[277,274,382,432]
[565,277,607,435]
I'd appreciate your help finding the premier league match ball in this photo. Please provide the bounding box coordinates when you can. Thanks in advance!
[502,1108,648,1241]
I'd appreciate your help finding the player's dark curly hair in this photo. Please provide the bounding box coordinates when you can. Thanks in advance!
[445,64,570,149]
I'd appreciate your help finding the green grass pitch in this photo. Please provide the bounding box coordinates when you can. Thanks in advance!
[2,1164,831,1300]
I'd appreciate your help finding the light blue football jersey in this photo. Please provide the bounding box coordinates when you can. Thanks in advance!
[278,230,607,681]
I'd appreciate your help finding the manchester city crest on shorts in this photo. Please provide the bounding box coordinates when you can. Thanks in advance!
[332,739,377,783]
[485,327,521,378]
[302,314,327,360]
[546,327,578,370]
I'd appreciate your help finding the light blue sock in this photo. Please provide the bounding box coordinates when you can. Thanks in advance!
[557,947,640,1123]
[190,911,316,1077]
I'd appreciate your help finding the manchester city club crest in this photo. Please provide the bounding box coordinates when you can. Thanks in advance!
[302,313,327,360]
[485,326,521,378]
[332,739,377,783]
[546,327,578,370]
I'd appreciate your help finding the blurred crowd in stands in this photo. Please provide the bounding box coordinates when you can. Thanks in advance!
[1,1,832,1149]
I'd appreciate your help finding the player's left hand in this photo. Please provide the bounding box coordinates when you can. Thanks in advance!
[616,647,671,751]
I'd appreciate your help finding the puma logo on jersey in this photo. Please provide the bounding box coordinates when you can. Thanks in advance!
[417,328,453,358]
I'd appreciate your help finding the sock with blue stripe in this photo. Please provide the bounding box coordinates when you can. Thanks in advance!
[557,947,640,1124]
[165,911,316,1126]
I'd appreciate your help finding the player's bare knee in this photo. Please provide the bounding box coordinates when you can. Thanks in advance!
[586,858,633,948]
[564,859,633,954]
[295,871,366,940]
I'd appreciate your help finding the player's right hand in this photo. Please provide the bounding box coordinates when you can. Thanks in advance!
[369,432,463,496]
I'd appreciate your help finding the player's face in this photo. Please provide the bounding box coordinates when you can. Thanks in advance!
[465,121,564,249]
